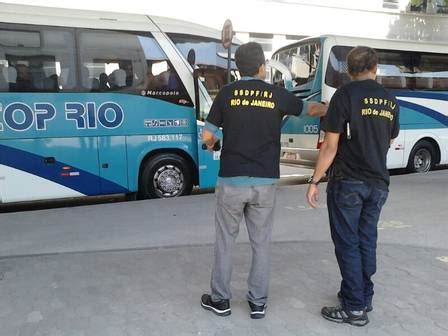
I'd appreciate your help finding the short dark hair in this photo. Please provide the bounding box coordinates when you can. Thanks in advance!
[347,46,378,76]
[235,42,265,77]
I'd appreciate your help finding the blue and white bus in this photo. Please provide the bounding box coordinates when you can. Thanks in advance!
[272,35,448,173]
[0,3,238,203]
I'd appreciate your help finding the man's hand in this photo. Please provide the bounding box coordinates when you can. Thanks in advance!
[305,131,339,208]
[306,184,319,208]
[206,143,216,152]
[203,129,218,152]
[307,101,328,117]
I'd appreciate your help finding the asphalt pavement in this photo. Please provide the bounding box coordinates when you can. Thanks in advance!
[0,171,447,335]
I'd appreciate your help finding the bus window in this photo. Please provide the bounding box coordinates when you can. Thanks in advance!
[325,46,415,90]
[324,46,351,89]
[376,50,413,89]
[167,33,238,100]
[78,30,193,106]
[0,27,76,92]
[414,52,448,90]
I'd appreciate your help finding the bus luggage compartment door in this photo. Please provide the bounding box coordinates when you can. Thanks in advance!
[98,136,129,194]
[0,138,101,203]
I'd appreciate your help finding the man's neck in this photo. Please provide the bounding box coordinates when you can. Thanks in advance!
[351,71,376,81]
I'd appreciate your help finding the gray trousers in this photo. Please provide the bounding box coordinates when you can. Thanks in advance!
[210,183,277,306]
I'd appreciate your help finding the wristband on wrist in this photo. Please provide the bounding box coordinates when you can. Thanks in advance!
[307,175,320,185]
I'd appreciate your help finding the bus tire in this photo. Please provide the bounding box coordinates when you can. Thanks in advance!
[406,140,435,173]
[140,153,193,199]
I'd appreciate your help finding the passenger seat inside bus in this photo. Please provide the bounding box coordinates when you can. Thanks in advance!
[416,77,448,90]
[376,75,408,89]
[1,66,17,91]
[110,69,127,89]
[43,74,60,92]
[81,66,100,91]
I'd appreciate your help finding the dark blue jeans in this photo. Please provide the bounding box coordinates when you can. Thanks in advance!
[326,179,388,311]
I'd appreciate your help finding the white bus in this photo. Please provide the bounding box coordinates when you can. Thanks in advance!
[0,3,238,203]
[271,35,448,173]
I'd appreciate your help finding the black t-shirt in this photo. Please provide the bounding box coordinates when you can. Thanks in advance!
[322,79,400,190]
[207,79,303,178]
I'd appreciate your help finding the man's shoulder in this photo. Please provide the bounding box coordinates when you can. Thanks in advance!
[342,79,390,96]
[226,79,282,95]
[231,79,270,87]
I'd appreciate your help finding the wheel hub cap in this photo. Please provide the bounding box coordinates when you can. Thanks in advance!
[153,165,184,196]
[414,149,431,172]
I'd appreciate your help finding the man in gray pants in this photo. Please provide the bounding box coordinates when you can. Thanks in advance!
[201,42,327,319]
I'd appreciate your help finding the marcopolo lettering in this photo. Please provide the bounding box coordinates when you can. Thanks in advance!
[0,101,124,131]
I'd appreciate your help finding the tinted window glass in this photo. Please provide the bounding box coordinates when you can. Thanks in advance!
[78,30,192,106]
[414,53,448,90]
[168,33,238,100]
[0,26,76,92]
[325,45,448,91]
[326,46,414,89]
[272,41,320,89]
[376,50,413,89]
[324,45,351,89]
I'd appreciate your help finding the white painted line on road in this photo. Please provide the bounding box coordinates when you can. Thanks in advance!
[284,204,327,211]
[285,205,312,211]
[280,174,306,178]
[378,220,411,230]
[436,256,448,263]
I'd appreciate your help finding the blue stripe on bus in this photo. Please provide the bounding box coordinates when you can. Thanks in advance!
[0,144,129,195]
[397,100,448,127]
[394,91,448,100]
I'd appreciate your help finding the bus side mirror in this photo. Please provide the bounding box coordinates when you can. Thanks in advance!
[188,49,201,120]
[187,49,196,67]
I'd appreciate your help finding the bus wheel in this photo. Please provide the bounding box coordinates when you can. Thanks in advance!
[140,154,193,199]
[406,140,435,173]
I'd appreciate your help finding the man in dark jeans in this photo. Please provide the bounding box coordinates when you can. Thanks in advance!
[306,46,399,326]
[200,42,326,319]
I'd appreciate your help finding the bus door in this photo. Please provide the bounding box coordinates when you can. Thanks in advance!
[192,57,220,190]
[196,122,221,189]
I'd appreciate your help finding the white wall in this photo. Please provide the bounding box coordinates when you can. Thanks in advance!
[3,0,448,53]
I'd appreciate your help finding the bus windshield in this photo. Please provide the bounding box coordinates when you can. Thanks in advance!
[168,33,239,100]
[271,39,321,90]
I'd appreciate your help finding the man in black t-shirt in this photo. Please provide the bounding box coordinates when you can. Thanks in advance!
[306,46,399,326]
[200,42,326,319]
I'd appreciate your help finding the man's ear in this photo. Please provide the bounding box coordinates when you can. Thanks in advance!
[257,63,266,78]
[371,65,378,78]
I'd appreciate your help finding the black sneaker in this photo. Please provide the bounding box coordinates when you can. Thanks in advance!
[200,294,231,317]
[248,301,266,319]
[321,305,369,327]
[337,291,373,312]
